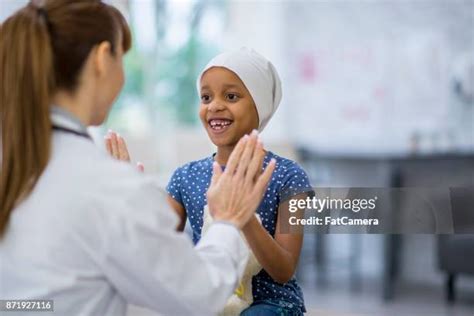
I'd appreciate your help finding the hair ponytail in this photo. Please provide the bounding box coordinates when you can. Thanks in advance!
[0,0,131,238]
[0,4,55,237]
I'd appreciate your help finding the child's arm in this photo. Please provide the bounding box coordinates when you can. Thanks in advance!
[241,193,306,284]
[167,195,187,231]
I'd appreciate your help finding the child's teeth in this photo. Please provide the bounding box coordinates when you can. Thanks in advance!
[210,119,232,129]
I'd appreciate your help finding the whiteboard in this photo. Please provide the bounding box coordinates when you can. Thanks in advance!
[283,1,474,156]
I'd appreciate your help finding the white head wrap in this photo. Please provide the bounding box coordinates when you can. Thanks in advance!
[196,47,282,131]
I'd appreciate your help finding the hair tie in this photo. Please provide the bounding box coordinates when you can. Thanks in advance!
[37,7,49,22]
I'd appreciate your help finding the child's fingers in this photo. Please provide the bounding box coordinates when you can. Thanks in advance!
[117,134,131,162]
[104,135,112,155]
[136,162,145,173]
[108,131,120,159]
[225,134,248,175]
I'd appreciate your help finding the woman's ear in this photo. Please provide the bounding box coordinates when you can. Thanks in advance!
[93,41,112,77]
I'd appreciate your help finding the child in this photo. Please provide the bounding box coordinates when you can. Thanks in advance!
[166,48,313,315]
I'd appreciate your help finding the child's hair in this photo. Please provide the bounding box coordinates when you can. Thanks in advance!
[0,0,131,237]
[197,47,282,131]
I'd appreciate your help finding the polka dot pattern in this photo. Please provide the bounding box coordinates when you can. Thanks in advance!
[166,151,312,313]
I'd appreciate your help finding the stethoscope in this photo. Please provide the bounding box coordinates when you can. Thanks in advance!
[52,125,92,140]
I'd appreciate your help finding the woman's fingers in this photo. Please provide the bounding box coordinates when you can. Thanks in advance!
[254,142,265,181]
[245,140,264,184]
[210,161,223,186]
[235,130,258,178]
[225,134,248,175]
[207,132,276,229]
[254,158,276,196]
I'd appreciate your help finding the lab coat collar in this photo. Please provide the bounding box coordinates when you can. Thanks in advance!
[50,105,89,137]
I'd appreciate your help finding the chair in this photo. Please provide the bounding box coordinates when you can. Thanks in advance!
[437,187,474,302]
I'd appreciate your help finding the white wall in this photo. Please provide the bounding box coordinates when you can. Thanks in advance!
[0,0,27,21]
[224,0,291,145]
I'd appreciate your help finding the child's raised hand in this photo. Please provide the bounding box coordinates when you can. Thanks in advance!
[104,130,144,172]
[206,130,276,229]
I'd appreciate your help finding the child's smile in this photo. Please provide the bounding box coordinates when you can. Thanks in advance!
[208,117,234,134]
[199,67,259,147]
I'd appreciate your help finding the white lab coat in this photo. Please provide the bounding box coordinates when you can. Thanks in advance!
[0,107,248,316]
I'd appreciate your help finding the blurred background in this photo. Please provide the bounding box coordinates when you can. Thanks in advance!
[2,0,473,315]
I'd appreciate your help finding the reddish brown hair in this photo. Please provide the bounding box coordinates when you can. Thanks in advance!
[0,0,131,237]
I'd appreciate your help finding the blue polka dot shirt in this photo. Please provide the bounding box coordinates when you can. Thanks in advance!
[166,151,313,313]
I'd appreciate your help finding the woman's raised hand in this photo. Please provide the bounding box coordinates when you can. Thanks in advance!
[206,130,276,229]
[104,130,144,172]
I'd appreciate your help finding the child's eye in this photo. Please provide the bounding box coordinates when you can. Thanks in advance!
[201,95,211,103]
[226,93,239,101]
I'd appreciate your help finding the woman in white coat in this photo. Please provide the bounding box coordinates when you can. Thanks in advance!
[0,1,275,315]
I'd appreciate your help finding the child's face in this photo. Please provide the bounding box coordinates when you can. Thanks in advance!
[199,67,259,147]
